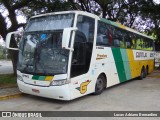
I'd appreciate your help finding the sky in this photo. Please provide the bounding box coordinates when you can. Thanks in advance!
[0,8,26,46]
[154,0,160,4]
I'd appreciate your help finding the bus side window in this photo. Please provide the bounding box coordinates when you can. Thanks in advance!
[108,28,113,45]
[125,32,132,49]
[136,35,142,50]
[132,34,136,49]
[112,28,120,47]
[96,21,110,46]
[113,28,119,47]
[114,39,120,47]
[72,31,86,65]
[119,30,125,48]
[143,37,147,50]
[141,37,144,50]
[149,39,153,51]
[146,38,150,50]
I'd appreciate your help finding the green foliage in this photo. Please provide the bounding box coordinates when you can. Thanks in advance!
[69,0,160,42]
[0,44,10,59]
[0,0,160,74]
[0,50,3,59]
[21,0,71,18]
[0,74,17,86]
[0,45,5,59]
[0,0,72,74]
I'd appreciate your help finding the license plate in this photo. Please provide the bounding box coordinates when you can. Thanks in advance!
[32,89,40,93]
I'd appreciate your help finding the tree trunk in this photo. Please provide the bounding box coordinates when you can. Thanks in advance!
[9,35,18,75]
[9,50,18,75]
[102,7,107,18]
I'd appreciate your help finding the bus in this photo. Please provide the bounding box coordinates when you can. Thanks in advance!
[6,11,155,100]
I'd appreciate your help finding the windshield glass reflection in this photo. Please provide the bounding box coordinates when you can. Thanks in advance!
[18,31,69,75]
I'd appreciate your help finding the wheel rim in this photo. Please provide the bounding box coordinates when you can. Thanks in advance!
[96,78,103,92]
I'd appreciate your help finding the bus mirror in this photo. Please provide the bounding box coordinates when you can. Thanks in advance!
[6,31,23,50]
[62,27,77,51]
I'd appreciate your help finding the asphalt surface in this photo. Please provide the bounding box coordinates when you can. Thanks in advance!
[0,60,159,120]
[0,73,160,111]
[0,74,160,120]
[0,87,20,96]
[0,60,13,74]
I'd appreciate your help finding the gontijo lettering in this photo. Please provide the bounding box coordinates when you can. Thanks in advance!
[136,52,147,58]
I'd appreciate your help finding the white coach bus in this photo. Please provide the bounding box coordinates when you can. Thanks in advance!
[6,11,155,100]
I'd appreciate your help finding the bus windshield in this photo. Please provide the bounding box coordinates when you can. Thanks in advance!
[25,13,74,31]
[17,13,74,75]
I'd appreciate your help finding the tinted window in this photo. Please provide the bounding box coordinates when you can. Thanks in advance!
[96,21,112,46]
[71,15,95,78]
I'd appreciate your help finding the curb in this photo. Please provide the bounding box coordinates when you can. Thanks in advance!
[153,71,160,73]
[0,93,23,101]
[147,76,160,78]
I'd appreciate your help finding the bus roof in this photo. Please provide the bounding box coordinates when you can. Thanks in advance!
[30,10,98,19]
[30,10,154,40]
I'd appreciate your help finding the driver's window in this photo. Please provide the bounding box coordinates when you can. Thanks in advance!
[71,15,95,78]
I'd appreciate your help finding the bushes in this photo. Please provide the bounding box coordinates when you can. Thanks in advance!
[0,74,17,87]
[0,49,5,59]
[0,46,8,60]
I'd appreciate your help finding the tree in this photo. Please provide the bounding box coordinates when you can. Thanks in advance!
[68,0,142,26]
[0,0,34,75]
[68,0,160,47]
[1,0,160,75]
[141,1,160,29]
[0,0,71,74]
[140,0,160,50]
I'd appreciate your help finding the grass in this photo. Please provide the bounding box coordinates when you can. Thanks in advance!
[0,49,5,59]
[0,74,17,87]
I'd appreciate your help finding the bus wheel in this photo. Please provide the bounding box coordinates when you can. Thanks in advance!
[143,68,147,78]
[139,68,146,80]
[94,75,105,95]
[146,66,149,75]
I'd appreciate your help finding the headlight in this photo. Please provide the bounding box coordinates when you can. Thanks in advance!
[50,79,68,86]
[17,75,23,81]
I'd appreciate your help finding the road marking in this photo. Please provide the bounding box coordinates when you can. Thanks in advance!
[0,93,23,100]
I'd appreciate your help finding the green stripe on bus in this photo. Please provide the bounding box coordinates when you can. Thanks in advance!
[120,49,132,80]
[100,18,111,24]
[32,75,39,80]
[100,18,118,27]
[112,48,127,82]
[38,76,46,81]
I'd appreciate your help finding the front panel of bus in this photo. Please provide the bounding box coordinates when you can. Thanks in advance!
[16,12,97,100]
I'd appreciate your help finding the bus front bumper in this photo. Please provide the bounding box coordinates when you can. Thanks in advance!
[17,80,71,100]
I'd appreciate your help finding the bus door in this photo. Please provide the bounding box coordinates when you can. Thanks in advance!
[69,15,95,99]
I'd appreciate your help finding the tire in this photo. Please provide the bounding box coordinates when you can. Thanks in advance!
[94,75,105,95]
[143,68,146,78]
[139,68,146,80]
[146,66,149,75]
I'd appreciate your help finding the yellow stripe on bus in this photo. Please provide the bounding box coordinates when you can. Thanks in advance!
[45,76,53,81]
[127,49,139,78]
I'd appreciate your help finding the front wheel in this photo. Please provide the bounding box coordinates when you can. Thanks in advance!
[94,75,105,95]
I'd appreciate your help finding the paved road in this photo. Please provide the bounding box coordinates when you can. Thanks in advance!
[0,73,160,120]
[0,60,13,74]
[1,75,160,110]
